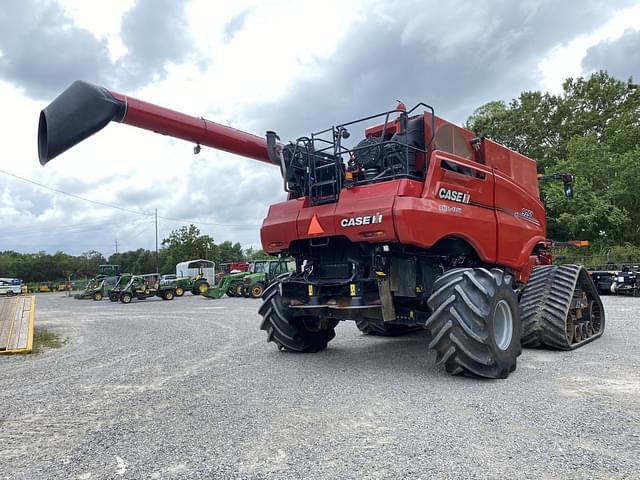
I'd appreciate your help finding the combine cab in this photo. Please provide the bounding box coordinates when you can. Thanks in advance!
[38,81,605,378]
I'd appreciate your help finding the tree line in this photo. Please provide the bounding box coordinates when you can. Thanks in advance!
[0,225,269,282]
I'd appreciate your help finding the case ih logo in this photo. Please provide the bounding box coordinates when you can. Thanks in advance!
[438,187,470,204]
[340,213,383,227]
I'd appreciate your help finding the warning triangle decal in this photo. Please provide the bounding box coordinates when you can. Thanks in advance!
[307,213,325,235]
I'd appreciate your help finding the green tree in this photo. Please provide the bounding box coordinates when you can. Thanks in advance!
[467,71,640,245]
[160,225,216,272]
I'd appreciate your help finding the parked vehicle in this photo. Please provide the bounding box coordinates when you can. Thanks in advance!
[39,80,606,378]
[242,259,295,298]
[108,273,176,303]
[0,278,22,296]
[173,259,212,296]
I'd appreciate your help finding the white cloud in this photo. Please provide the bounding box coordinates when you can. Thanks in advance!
[0,0,636,257]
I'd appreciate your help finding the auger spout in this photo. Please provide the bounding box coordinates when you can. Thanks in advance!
[38,81,273,166]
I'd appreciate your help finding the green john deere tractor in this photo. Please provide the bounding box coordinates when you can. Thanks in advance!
[203,271,251,299]
[74,264,123,300]
[242,259,295,298]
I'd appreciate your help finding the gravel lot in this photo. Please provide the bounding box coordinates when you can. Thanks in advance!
[1,293,639,479]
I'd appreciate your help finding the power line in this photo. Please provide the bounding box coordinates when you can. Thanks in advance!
[0,168,155,217]
[0,168,262,228]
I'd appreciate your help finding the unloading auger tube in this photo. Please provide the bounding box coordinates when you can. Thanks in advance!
[38,80,280,167]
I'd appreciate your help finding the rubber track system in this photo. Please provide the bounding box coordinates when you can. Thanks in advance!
[426,268,521,379]
[355,320,420,336]
[520,265,605,350]
[259,280,336,352]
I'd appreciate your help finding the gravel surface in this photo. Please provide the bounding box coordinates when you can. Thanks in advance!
[1,293,639,479]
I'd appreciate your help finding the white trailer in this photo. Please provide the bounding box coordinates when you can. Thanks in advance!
[175,259,215,281]
[0,278,23,296]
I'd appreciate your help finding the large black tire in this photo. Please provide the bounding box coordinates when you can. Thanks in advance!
[355,320,419,336]
[259,281,337,352]
[426,268,521,379]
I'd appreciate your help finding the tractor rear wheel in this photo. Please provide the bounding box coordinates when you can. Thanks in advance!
[426,268,521,379]
[193,280,209,295]
[355,320,419,336]
[259,281,337,352]
[162,290,175,300]
[175,286,184,297]
[250,282,265,298]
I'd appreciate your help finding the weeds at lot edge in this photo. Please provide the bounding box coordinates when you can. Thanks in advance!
[32,329,68,354]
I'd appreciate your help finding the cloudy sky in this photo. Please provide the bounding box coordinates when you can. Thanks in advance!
[1,0,639,256]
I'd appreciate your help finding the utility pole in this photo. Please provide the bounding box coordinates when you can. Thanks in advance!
[114,238,118,254]
[155,208,159,273]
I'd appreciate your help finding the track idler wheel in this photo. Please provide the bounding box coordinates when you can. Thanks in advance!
[426,268,521,379]
[520,265,605,350]
[259,280,337,353]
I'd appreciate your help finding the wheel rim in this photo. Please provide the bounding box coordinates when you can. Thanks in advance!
[199,284,208,294]
[176,287,183,296]
[493,299,514,351]
[252,286,263,297]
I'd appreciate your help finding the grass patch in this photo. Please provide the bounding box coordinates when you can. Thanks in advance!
[32,329,67,354]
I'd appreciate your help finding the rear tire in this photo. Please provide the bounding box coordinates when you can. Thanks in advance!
[426,268,521,379]
[192,280,209,295]
[250,282,265,299]
[259,281,336,352]
[355,320,419,336]
[162,290,175,300]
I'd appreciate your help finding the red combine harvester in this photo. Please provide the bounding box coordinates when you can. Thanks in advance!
[38,81,604,378]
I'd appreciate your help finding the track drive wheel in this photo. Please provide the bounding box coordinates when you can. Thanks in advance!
[426,268,521,379]
[250,282,265,299]
[175,286,184,297]
[355,320,419,336]
[93,291,103,301]
[259,281,337,352]
[120,292,133,304]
